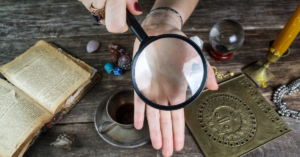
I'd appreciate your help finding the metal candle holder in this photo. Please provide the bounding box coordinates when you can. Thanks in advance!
[243,40,290,88]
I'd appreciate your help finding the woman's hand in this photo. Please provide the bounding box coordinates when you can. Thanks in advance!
[133,12,218,157]
[80,0,142,33]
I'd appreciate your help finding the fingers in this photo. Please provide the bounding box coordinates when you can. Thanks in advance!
[126,0,143,15]
[80,0,142,33]
[90,0,105,9]
[206,61,219,90]
[134,92,145,130]
[169,93,185,152]
[171,109,185,151]
[105,0,128,33]
[160,110,174,157]
[146,105,162,150]
[79,0,105,12]
[152,89,174,157]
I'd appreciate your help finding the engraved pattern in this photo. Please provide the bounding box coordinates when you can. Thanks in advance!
[239,78,289,132]
[198,93,257,147]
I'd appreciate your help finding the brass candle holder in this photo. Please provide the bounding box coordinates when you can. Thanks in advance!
[243,40,290,88]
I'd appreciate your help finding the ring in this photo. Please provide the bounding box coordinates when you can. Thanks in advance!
[91,4,105,25]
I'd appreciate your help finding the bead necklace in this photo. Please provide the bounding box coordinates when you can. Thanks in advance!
[272,78,300,119]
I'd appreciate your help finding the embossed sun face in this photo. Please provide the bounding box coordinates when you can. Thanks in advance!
[212,106,241,134]
[198,93,257,147]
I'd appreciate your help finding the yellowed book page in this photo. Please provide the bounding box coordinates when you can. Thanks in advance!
[0,79,52,157]
[13,127,40,157]
[0,40,90,115]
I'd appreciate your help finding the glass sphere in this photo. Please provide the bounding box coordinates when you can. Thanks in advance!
[209,19,244,53]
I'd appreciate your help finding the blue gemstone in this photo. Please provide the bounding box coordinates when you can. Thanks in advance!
[113,67,123,76]
[104,63,114,74]
[91,13,100,22]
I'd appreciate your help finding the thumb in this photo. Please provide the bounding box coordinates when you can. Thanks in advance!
[206,62,219,90]
[126,0,143,15]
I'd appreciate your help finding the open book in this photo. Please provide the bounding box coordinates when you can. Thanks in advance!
[0,40,101,157]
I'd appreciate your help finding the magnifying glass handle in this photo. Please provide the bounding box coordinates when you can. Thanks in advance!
[126,9,148,42]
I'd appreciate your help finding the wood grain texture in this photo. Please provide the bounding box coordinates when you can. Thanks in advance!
[23,117,300,157]
[1,0,300,156]
[1,30,300,124]
[0,0,299,40]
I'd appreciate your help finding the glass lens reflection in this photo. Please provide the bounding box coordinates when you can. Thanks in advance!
[135,37,204,106]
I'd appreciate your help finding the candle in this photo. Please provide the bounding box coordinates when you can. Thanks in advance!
[270,5,300,57]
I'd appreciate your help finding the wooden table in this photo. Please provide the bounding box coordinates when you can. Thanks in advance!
[1,0,300,156]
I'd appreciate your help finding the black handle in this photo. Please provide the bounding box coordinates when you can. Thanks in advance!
[126,9,148,42]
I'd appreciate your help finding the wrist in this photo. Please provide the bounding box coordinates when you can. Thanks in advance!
[141,11,182,36]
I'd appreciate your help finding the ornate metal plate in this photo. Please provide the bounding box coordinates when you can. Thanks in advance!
[185,75,291,157]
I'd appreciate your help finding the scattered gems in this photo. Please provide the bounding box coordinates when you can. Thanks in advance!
[118,55,131,70]
[113,67,123,75]
[104,63,114,74]
[87,40,100,53]
[272,78,300,120]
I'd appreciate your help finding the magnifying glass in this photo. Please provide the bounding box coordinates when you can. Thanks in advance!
[127,10,208,111]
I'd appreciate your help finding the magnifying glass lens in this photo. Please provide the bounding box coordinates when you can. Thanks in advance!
[134,37,205,108]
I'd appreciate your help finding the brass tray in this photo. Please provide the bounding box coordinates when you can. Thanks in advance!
[185,75,291,157]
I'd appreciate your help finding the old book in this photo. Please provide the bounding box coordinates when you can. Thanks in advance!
[0,40,101,157]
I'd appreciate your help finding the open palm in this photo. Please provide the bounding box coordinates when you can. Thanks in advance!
[133,28,218,157]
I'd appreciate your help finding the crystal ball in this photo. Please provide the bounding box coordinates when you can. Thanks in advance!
[209,19,244,53]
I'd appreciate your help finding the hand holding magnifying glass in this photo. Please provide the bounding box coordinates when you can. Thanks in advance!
[133,23,218,156]
[81,0,218,156]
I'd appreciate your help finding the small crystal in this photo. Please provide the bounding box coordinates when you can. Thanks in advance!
[50,132,76,151]
[109,43,128,62]
[113,67,123,75]
[190,36,204,50]
[87,40,100,53]
[104,63,114,74]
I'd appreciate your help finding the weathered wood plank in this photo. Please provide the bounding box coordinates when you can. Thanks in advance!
[0,30,300,124]
[0,0,299,40]
[23,117,300,157]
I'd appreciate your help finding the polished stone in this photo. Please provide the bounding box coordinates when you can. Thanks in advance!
[87,40,99,53]
[104,63,114,74]
[113,67,123,75]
